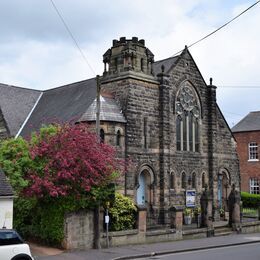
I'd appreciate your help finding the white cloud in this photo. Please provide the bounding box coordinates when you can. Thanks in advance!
[0,0,259,126]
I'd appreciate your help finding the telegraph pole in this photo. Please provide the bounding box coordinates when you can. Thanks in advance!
[96,75,101,138]
[94,74,101,249]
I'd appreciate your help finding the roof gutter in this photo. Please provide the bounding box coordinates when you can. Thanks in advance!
[15,92,43,138]
[0,195,15,199]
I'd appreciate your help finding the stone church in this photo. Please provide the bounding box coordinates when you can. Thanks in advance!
[0,37,240,227]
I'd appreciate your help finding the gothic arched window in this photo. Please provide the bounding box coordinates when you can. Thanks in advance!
[170,172,175,189]
[181,172,186,189]
[202,172,206,188]
[100,129,105,143]
[192,172,196,189]
[175,82,200,152]
[116,130,121,146]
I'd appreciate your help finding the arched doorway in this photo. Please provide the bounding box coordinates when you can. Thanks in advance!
[136,166,154,206]
[217,169,230,210]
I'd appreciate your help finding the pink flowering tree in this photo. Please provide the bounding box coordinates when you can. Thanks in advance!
[25,123,122,205]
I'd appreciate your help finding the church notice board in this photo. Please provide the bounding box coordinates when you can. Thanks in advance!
[186,190,196,207]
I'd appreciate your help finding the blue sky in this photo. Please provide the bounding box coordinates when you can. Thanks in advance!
[0,0,259,127]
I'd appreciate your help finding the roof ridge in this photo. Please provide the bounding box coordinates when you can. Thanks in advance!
[42,77,96,93]
[154,55,179,64]
[0,83,41,92]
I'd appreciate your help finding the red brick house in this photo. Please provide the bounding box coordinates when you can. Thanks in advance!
[232,111,260,194]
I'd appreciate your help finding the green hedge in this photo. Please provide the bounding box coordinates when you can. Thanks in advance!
[14,197,81,246]
[241,192,260,208]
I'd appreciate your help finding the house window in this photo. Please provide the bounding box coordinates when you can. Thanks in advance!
[100,129,105,143]
[250,178,259,194]
[176,82,200,152]
[248,142,258,161]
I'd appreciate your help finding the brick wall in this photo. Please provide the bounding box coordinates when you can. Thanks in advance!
[234,131,260,192]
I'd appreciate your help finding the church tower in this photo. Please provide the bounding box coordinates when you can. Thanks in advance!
[103,37,154,79]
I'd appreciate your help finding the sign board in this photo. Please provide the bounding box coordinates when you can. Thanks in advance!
[105,215,110,224]
[186,190,196,207]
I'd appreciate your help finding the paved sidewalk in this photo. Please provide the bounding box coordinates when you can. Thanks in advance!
[34,232,260,260]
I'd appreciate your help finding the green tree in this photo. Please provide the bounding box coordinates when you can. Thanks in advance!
[0,137,32,193]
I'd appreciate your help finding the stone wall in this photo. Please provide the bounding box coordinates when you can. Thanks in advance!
[63,210,94,250]
[63,210,260,250]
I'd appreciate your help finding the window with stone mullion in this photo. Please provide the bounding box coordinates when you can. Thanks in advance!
[175,82,200,152]
[188,112,193,152]
[176,116,182,151]
[195,119,199,152]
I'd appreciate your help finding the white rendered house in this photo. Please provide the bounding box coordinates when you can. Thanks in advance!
[0,169,14,229]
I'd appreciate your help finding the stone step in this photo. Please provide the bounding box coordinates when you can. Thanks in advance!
[214,226,233,237]
[214,231,233,237]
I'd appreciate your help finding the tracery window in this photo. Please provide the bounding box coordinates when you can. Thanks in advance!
[176,82,200,152]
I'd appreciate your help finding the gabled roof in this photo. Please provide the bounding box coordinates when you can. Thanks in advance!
[78,96,126,123]
[0,84,41,136]
[0,169,14,197]
[232,111,260,133]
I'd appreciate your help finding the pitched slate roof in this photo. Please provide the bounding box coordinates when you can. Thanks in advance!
[153,56,179,76]
[0,169,14,197]
[20,78,97,138]
[78,96,126,123]
[0,83,41,136]
[232,111,260,133]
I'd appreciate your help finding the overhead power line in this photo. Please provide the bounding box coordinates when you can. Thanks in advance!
[172,0,260,56]
[222,111,244,117]
[219,86,260,88]
[50,0,96,76]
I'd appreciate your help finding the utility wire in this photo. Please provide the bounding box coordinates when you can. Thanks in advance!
[219,86,260,88]
[171,0,260,57]
[222,111,244,117]
[50,0,96,76]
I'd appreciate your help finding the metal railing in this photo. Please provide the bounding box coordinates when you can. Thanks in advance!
[242,207,260,219]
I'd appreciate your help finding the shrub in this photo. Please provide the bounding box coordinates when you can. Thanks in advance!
[241,192,260,208]
[108,192,137,231]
